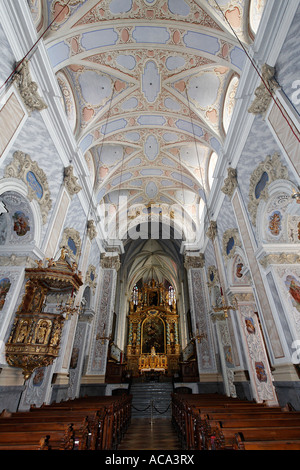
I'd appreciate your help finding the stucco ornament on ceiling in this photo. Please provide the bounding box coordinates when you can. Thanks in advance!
[28,0,266,223]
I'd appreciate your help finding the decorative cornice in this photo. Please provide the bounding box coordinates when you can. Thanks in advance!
[0,254,36,268]
[260,252,300,268]
[12,59,47,115]
[4,150,52,224]
[232,292,255,304]
[248,64,280,117]
[64,166,82,197]
[221,167,238,199]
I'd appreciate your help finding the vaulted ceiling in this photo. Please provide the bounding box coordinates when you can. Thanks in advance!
[28,0,266,239]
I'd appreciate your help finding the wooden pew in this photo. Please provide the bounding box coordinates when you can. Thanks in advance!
[211,423,300,450]
[33,394,132,449]
[0,410,103,450]
[0,422,78,450]
[0,394,132,450]
[171,393,300,451]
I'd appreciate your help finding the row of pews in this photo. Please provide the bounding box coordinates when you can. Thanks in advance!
[172,393,300,450]
[0,394,132,450]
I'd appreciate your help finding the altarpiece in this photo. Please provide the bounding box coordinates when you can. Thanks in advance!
[126,280,180,377]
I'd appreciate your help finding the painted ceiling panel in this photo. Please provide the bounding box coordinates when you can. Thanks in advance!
[28,0,266,217]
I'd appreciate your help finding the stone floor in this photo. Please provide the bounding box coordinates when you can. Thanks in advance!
[118,418,182,450]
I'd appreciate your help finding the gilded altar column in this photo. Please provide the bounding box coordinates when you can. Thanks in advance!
[184,253,216,378]
[87,253,120,380]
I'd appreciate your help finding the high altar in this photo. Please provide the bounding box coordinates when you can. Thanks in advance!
[126,280,180,377]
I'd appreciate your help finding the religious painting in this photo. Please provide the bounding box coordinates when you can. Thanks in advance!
[0,277,11,311]
[255,171,269,199]
[255,361,268,382]
[70,347,79,369]
[68,236,77,256]
[224,346,234,368]
[13,211,30,236]
[226,236,235,256]
[142,316,165,354]
[33,368,45,387]
[268,210,282,236]
[236,263,244,278]
[285,275,300,312]
[148,289,159,306]
[245,317,256,335]
[26,170,43,200]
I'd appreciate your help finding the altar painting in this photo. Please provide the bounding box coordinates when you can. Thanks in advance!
[142,316,165,354]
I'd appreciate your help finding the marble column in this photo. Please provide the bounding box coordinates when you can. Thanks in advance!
[233,293,278,406]
[87,254,120,379]
[184,253,216,377]
[231,190,285,360]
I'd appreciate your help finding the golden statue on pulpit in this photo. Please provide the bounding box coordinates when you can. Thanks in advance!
[127,279,180,377]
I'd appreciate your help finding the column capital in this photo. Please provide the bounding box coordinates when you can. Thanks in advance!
[248,64,280,117]
[64,165,82,197]
[184,253,205,270]
[221,167,238,199]
[206,220,217,241]
[87,219,97,241]
[100,253,121,271]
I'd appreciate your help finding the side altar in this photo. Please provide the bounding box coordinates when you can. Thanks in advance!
[126,280,180,377]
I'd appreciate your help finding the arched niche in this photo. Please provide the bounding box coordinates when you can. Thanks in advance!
[227,248,251,288]
[256,180,300,245]
[0,190,39,250]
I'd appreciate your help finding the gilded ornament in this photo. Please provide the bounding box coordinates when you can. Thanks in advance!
[5,250,83,380]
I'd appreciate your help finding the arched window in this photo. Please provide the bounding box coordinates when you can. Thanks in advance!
[208,151,218,190]
[168,285,176,305]
[132,285,139,305]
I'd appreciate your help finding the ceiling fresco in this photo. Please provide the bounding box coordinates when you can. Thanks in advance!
[28,0,266,240]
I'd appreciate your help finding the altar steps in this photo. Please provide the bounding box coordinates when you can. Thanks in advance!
[130,382,173,419]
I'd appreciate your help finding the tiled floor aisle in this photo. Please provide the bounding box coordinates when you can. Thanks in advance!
[118,418,182,450]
